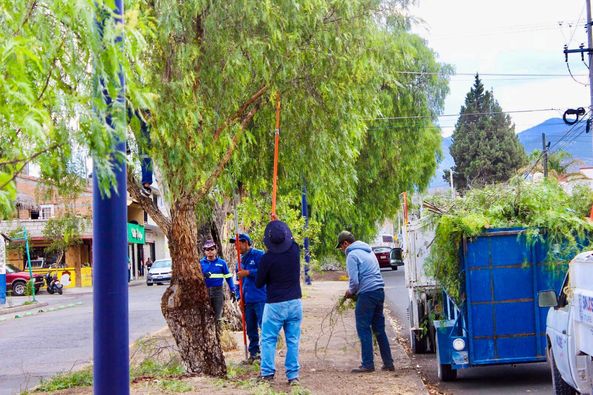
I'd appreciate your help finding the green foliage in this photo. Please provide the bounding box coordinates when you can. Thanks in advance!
[42,212,88,265]
[0,0,152,214]
[157,379,193,393]
[447,75,526,190]
[130,358,185,379]
[34,367,93,392]
[425,178,593,301]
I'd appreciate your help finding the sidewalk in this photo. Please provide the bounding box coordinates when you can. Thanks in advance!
[0,278,146,315]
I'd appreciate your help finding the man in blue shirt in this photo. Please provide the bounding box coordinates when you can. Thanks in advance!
[230,233,266,362]
[256,221,302,386]
[200,240,235,322]
[337,230,395,374]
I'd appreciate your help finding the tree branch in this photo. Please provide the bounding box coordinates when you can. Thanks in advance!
[126,169,172,234]
[212,85,267,140]
[0,143,62,168]
[197,101,262,202]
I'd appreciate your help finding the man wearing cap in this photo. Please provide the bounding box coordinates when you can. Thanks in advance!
[336,230,395,374]
[255,221,302,386]
[229,233,266,362]
[200,239,236,322]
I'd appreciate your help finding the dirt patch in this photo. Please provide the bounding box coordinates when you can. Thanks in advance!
[38,281,427,395]
[310,270,348,282]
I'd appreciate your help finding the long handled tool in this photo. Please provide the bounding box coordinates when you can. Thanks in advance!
[271,93,281,220]
[233,195,248,361]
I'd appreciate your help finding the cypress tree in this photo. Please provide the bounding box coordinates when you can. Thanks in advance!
[446,74,526,190]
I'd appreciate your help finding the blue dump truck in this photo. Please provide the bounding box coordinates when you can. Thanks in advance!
[433,228,566,381]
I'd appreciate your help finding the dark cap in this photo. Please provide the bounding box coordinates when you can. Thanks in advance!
[229,233,252,246]
[263,220,293,253]
[336,230,355,248]
[202,239,216,249]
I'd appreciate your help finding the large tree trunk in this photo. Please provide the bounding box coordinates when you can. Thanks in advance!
[160,196,226,376]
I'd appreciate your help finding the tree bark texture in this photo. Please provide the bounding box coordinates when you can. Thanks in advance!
[160,197,227,376]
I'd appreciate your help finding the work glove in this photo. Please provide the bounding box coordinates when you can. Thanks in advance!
[204,272,211,279]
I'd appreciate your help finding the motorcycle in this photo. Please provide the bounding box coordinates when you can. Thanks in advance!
[45,271,63,295]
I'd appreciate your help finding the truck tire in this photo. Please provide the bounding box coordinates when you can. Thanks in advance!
[411,331,428,354]
[438,361,457,382]
[436,332,457,381]
[409,301,431,354]
[548,346,576,395]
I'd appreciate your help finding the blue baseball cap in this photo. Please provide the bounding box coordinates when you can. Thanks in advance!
[229,233,252,246]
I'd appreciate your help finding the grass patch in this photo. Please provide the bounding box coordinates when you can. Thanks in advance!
[157,379,193,393]
[130,358,185,380]
[34,367,93,392]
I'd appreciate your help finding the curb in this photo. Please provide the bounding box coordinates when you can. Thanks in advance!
[0,301,83,322]
[0,301,49,316]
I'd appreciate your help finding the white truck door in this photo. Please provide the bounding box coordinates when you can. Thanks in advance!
[548,274,576,388]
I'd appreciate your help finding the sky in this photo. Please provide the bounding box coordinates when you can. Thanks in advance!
[409,0,591,137]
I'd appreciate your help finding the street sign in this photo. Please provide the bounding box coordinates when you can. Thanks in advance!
[127,223,145,244]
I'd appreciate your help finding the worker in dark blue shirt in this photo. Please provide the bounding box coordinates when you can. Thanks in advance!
[255,221,302,386]
[230,233,266,362]
[200,239,235,321]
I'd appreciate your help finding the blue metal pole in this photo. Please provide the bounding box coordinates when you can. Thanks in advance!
[93,0,129,394]
[301,183,311,285]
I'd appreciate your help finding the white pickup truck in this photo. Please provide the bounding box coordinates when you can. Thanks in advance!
[540,251,593,395]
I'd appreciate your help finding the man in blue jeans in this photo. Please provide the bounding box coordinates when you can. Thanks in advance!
[337,230,395,373]
[255,221,302,386]
[229,233,266,363]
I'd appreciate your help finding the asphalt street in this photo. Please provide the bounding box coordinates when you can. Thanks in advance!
[382,268,553,395]
[0,284,167,395]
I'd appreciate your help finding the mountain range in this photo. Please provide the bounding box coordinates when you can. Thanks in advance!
[430,117,593,189]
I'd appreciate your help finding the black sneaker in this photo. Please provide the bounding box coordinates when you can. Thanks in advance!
[288,378,300,386]
[140,186,151,197]
[381,365,395,371]
[351,366,375,373]
[248,354,261,364]
[259,375,274,382]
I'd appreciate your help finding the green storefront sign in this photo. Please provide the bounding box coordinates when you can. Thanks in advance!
[127,223,145,244]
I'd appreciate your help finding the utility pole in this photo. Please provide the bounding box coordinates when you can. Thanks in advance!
[563,0,593,153]
[542,133,548,179]
[449,169,455,198]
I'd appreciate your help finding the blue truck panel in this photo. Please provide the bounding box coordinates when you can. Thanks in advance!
[436,228,566,372]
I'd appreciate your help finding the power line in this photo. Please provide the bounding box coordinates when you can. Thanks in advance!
[371,108,561,121]
[394,71,588,78]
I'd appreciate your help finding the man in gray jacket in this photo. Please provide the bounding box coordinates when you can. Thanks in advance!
[337,230,395,373]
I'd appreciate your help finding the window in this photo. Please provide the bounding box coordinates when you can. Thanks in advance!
[39,205,54,219]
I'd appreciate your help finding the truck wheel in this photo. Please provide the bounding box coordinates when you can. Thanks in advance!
[438,361,457,382]
[12,281,26,296]
[549,346,576,395]
[411,331,428,353]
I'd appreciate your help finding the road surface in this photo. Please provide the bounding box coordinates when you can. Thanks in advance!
[383,268,553,394]
[0,284,167,395]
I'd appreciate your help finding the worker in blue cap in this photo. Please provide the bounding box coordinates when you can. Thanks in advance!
[230,233,266,362]
[200,239,236,321]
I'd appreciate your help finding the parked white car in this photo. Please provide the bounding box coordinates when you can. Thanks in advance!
[539,251,593,395]
[146,259,172,286]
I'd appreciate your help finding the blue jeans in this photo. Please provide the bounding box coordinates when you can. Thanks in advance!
[260,299,302,380]
[245,302,265,358]
[355,288,394,369]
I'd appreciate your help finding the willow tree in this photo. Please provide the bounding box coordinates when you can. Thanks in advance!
[121,0,451,375]
[0,1,143,217]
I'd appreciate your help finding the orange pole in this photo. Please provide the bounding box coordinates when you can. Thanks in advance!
[235,233,248,360]
[271,93,281,220]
